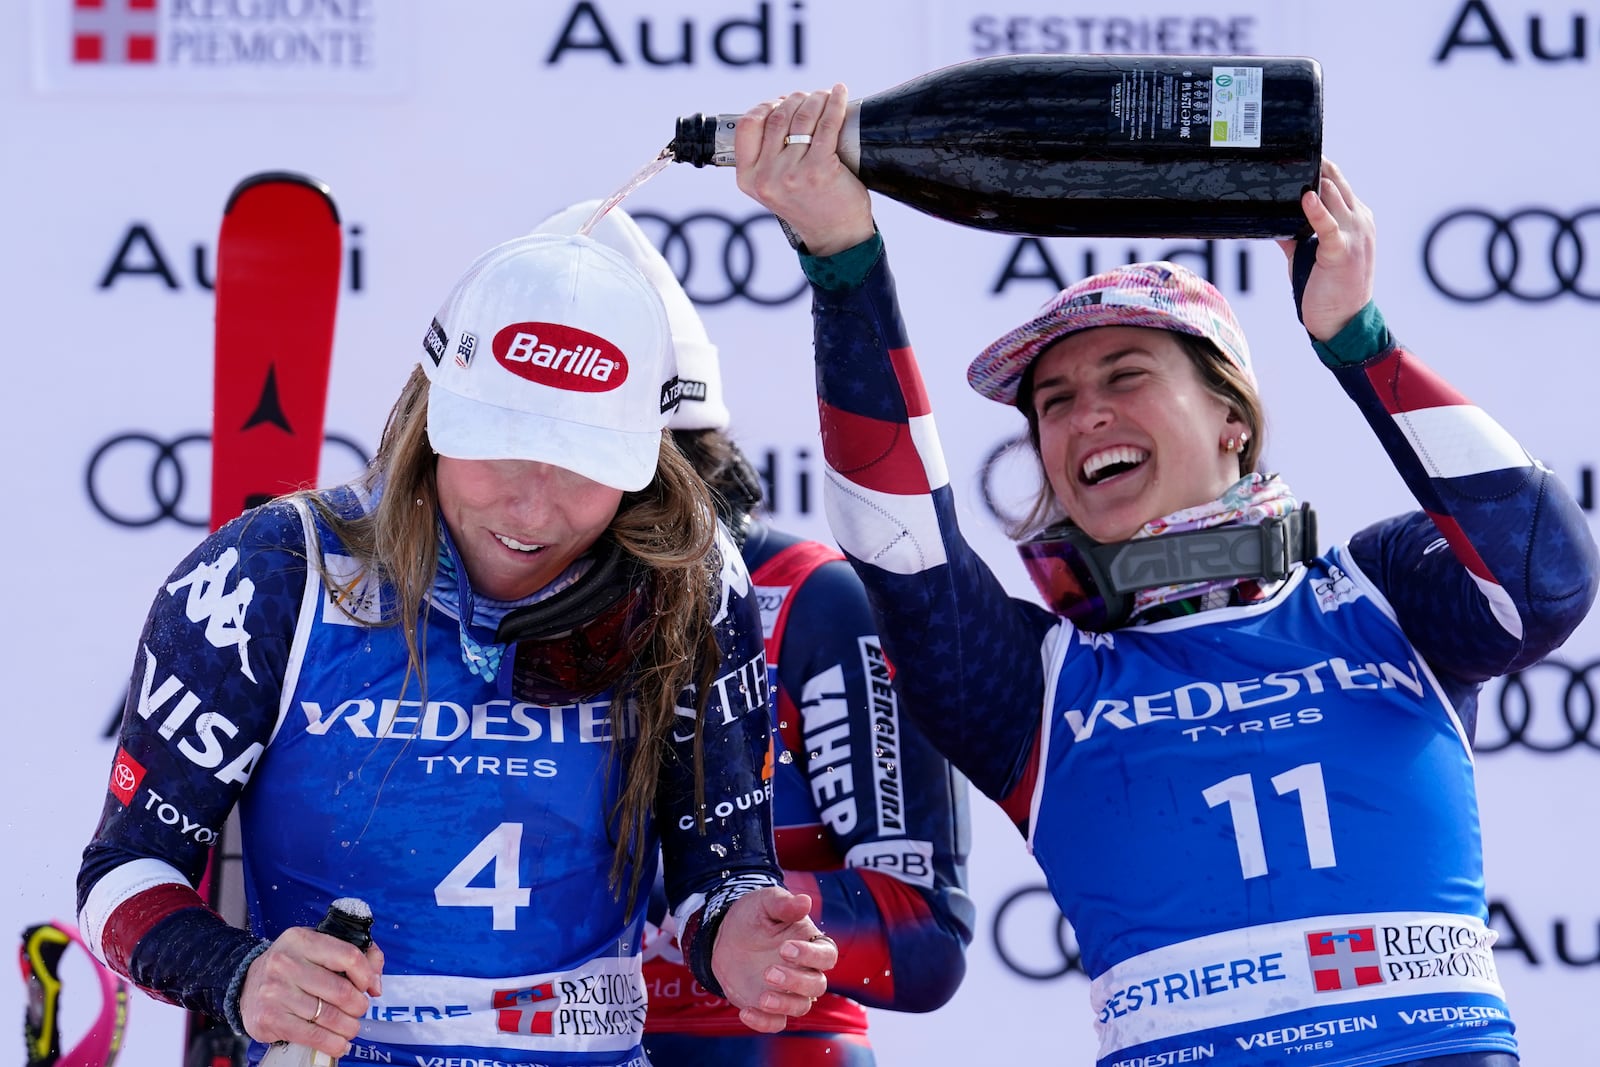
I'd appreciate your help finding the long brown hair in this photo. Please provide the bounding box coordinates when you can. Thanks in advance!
[1008,332,1267,539]
[305,366,722,905]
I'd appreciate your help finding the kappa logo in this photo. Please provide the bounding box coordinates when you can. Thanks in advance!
[73,0,161,65]
[110,746,146,805]
[495,321,627,392]
[1306,927,1385,992]
[165,547,257,682]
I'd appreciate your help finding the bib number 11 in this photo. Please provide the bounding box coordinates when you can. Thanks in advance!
[1202,762,1337,880]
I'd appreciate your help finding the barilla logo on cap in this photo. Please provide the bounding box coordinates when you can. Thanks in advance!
[494,322,628,393]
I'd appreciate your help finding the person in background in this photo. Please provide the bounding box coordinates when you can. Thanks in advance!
[77,231,837,1067]
[730,85,1599,1067]
[533,200,975,1067]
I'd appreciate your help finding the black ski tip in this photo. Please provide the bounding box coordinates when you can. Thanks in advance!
[224,171,340,225]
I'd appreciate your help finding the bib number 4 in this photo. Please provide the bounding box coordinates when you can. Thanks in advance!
[434,822,531,929]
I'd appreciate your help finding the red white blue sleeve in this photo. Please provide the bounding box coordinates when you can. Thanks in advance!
[805,240,1060,826]
[771,548,975,1010]
[1326,304,1598,689]
[76,504,306,1024]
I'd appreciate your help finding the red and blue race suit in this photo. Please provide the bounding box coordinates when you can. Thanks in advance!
[77,487,782,1067]
[798,237,1598,1067]
[641,521,974,1067]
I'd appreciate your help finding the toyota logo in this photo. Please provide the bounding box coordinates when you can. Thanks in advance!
[1422,207,1600,302]
[630,209,807,307]
[1477,657,1600,754]
[990,884,1084,981]
[85,430,371,529]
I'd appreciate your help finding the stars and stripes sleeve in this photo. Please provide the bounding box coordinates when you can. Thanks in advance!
[807,242,1061,815]
[77,503,308,1022]
[1330,305,1598,681]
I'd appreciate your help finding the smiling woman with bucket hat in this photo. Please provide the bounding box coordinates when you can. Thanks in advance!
[728,85,1599,1067]
[76,232,835,1067]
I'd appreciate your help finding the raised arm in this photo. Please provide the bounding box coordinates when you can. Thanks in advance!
[733,87,1060,818]
[1286,162,1598,683]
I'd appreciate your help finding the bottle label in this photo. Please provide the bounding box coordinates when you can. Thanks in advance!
[1109,67,1211,146]
[1209,66,1264,148]
[1108,64,1265,150]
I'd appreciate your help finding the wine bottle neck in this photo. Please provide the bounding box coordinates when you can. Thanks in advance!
[673,102,863,170]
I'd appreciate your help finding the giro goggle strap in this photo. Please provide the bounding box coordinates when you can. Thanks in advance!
[493,537,657,706]
[1019,504,1319,631]
[20,921,129,1067]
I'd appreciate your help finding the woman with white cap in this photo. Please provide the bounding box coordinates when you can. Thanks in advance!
[727,85,1599,1067]
[533,200,977,1066]
[76,232,835,1067]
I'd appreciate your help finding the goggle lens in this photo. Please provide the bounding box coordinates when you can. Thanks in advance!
[1018,534,1111,631]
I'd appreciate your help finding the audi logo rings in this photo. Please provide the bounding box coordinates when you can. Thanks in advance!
[1477,657,1600,755]
[630,210,807,307]
[85,431,370,528]
[1423,207,1600,302]
[990,883,1083,981]
[978,433,1046,529]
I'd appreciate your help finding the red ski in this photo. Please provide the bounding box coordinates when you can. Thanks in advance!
[210,172,342,523]
[187,171,342,1067]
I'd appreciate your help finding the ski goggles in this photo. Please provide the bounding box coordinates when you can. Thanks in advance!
[495,538,658,707]
[1018,506,1317,631]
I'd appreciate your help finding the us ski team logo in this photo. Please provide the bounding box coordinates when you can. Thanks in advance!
[1305,926,1385,992]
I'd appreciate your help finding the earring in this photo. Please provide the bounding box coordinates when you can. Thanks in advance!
[1238,430,1250,447]
[1224,437,1238,453]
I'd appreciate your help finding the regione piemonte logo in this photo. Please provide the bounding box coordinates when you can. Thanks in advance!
[35,0,405,94]
[1305,926,1385,992]
[72,0,158,64]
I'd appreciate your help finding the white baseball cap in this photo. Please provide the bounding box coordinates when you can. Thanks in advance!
[531,200,730,432]
[421,232,676,492]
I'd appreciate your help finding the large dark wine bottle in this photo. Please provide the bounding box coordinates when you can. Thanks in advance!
[670,54,1322,239]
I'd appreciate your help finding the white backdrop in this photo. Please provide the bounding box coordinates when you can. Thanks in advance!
[5,1,1598,1063]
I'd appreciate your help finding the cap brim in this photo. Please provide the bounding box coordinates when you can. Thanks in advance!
[968,307,1209,406]
[427,385,661,492]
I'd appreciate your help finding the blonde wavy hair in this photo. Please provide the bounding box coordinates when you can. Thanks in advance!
[305,366,722,906]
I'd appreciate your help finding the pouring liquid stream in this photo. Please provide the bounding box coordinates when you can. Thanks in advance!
[579,149,675,236]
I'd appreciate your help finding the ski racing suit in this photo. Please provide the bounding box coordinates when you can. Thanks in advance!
[641,521,975,1067]
[77,486,782,1067]
[798,236,1598,1067]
